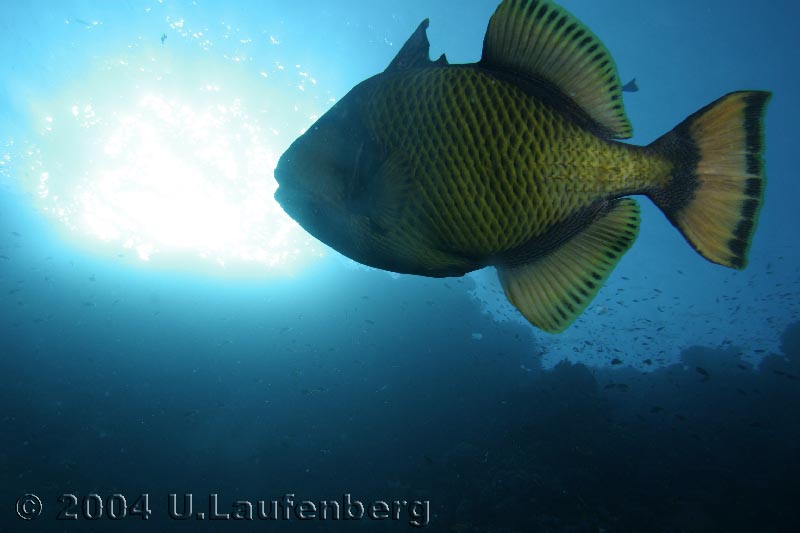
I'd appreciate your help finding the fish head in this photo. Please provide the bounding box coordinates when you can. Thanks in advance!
[274,81,386,259]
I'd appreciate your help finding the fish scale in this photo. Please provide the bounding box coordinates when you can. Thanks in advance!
[365,66,656,260]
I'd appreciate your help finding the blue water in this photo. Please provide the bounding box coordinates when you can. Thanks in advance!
[2,1,799,531]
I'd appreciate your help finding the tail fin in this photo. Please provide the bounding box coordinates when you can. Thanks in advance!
[647,91,771,269]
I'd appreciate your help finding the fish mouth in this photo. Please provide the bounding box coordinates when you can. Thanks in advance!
[273,184,307,218]
[274,183,340,253]
[273,160,312,210]
[274,183,326,225]
[273,183,293,208]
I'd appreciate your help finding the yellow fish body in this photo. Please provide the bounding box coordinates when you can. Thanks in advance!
[274,0,770,333]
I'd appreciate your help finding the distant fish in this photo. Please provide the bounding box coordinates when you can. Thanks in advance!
[161,33,167,45]
[773,370,800,381]
[274,0,770,333]
[622,78,639,92]
[696,366,710,379]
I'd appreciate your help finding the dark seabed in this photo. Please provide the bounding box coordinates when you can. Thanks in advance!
[1,1,799,532]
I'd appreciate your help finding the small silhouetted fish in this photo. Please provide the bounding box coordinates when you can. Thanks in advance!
[161,33,167,45]
[610,358,623,365]
[650,406,664,413]
[11,232,21,237]
[0,255,9,260]
[696,366,710,378]
[774,370,800,380]
[622,78,639,92]
[643,358,652,365]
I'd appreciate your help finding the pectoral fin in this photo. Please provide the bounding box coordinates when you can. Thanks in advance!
[497,198,640,333]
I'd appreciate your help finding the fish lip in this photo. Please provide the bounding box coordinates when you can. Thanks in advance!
[274,183,322,220]
[272,162,292,197]
[273,183,290,206]
[273,162,307,206]
[273,170,300,199]
[274,182,311,207]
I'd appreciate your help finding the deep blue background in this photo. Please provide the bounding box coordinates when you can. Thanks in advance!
[2,1,799,532]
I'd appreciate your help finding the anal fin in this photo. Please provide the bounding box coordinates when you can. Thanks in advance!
[497,198,640,333]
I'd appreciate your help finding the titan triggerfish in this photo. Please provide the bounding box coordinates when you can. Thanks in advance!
[274,0,770,333]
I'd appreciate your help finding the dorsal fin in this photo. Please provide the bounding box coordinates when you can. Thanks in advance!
[480,0,632,139]
[385,19,448,73]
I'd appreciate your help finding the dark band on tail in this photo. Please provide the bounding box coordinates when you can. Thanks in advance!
[647,120,701,220]
[729,91,770,267]
[745,92,768,175]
